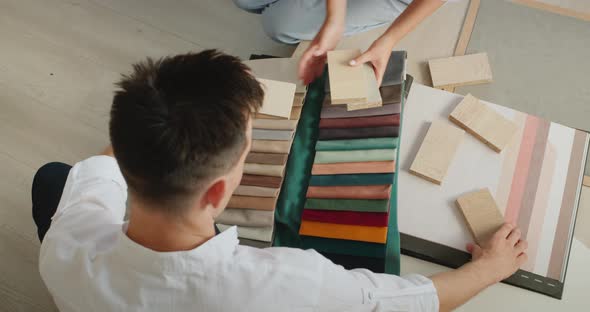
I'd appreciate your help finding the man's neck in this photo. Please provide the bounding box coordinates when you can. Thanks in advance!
[125,200,216,252]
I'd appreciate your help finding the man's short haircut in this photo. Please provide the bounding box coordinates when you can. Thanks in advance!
[110,50,263,213]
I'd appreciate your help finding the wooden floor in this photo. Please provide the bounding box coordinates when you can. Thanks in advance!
[0,0,292,310]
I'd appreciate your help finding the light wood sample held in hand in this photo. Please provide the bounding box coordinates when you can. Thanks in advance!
[456,189,505,244]
[429,52,492,89]
[257,78,296,119]
[409,120,464,185]
[449,94,517,152]
[347,64,383,111]
[327,49,368,105]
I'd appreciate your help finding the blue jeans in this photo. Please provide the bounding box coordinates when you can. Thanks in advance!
[233,0,411,44]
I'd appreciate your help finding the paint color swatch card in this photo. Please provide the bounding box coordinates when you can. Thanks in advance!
[257,78,296,119]
[398,83,589,299]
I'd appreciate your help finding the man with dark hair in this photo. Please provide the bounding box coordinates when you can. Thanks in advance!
[32,50,527,311]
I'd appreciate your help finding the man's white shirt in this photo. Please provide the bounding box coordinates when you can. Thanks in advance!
[40,156,439,311]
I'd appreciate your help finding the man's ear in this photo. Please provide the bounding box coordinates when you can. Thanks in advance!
[203,179,227,209]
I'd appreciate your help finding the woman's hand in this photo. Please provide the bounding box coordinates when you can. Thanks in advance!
[297,21,344,85]
[349,36,395,86]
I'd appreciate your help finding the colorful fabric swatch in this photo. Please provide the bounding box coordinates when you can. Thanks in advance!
[311,161,395,175]
[243,163,285,177]
[252,119,298,130]
[251,140,291,154]
[302,209,389,227]
[315,137,399,151]
[301,236,386,258]
[299,220,387,243]
[240,174,282,188]
[227,195,277,211]
[304,198,389,213]
[319,114,400,129]
[306,185,391,199]
[308,173,394,186]
[245,152,288,165]
[313,149,396,164]
[318,126,399,140]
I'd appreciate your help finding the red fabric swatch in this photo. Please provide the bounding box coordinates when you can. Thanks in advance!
[319,114,400,129]
[301,209,389,227]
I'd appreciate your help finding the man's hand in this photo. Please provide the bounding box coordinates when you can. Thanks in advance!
[349,36,395,86]
[297,21,344,85]
[468,223,528,284]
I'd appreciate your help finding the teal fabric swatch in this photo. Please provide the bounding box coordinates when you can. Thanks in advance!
[314,149,397,164]
[304,198,389,212]
[315,137,399,151]
[309,173,394,186]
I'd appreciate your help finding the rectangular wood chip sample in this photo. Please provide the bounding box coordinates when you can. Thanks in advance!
[327,49,368,105]
[449,93,518,152]
[347,64,383,111]
[456,188,505,244]
[429,52,492,89]
[409,120,464,185]
[257,78,296,119]
[244,58,306,93]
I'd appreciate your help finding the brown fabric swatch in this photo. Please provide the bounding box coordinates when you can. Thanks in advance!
[319,114,400,129]
[227,195,278,211]
[311,161,395,175]
[251,140,291,154]
[241,174,282,188]
[234,185,280,197]
[318,126,399,140]
[321,102,401,119]
[380,84,402,104]
[246,152,288,165]
[306,185,392,200]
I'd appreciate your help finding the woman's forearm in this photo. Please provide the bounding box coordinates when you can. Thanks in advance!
[325,0,347,26]
[380,0,445,47]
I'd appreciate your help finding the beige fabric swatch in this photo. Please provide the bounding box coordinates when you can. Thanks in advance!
[252,119,298,130]
[243,163,285,177]
[234,185,280,197]
[251,140,291,154]
[216,208,274,227]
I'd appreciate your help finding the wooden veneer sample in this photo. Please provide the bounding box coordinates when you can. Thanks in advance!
[244,58,306,93]
[252,119,298,130]
[456,188,504,244]
[327,49,368,105]
[257,78,296,119]
[409,120,464,185]
[347,64,383,111]
[256,106,302,120]
[429,53,492,89]
[449,94,517,153]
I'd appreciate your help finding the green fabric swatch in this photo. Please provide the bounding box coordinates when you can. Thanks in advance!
[304,198,390,212]
[315,137,399,151]
[314,149,397,164]
[301,236,385,258]
[309,173,394,186]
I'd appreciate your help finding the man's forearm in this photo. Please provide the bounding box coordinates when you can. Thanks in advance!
[430,260,496,312]
[380,0,444,47]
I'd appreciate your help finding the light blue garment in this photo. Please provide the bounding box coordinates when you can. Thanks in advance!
[233,0,412,43]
